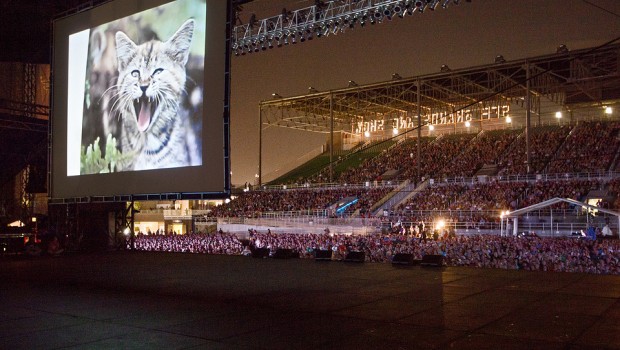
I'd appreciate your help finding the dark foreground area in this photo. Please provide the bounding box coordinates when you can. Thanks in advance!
[1,252,619,349]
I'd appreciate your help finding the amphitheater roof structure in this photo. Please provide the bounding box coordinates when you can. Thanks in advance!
[259,43,620,133]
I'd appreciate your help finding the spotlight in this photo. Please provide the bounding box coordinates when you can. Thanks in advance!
[440,64,451,72]
[393,128,399,135]
[272,93,282,98]
[605,106,613,115]
[415,0,426,12]
[384,7,393,20]
[428,124,435,131]
[315,25,323,38]
[348,80,358,87]
[506,116,512,123]
[392,73,402,80]
[364,131,371,138]
[555,111,562,119]
[428,0,440,10]
[465,120,471,128]
[494,55,506,64]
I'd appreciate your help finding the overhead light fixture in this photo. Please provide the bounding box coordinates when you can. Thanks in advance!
[232,0,471,56]
[494,55,506,64]
[428,0,440,10]
[555,111,562,119]
[605,106,613,115]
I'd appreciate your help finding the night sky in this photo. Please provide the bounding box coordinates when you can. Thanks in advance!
[2,0,620,186]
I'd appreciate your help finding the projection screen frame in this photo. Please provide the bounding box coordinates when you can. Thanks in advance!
[49,0,231,203]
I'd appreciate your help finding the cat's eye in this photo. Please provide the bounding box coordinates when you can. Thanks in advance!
[131,70,140,78]
[152,68,164,76]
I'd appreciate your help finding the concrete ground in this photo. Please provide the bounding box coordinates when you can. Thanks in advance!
[1,251,619,349]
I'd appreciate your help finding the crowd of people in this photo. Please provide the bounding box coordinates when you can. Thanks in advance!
[440,129,519,178]
[131,231,245,254]
[498,125,571,176]
[547,121,620,174]
[399,179,601,214]
[129,230,620,275]
[208,186,393,218]
[294,122,620,188]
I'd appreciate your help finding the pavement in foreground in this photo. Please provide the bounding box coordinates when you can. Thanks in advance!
[1,251,619,349]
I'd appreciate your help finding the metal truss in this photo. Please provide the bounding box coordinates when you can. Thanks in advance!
[0,99,50,121]
[24,64,36,119]
[232,0,465,55]
[259,43,620,133]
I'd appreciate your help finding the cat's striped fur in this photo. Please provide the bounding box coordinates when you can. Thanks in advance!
[113,19,194,171]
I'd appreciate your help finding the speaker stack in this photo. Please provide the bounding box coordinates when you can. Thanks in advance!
[251,247,270,258]
[344,251,365,263]
[420,254,444,267]
[314,249,332,261]
[391,253,414,266]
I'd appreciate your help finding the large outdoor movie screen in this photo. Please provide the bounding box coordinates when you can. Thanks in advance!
[52,0,229,199]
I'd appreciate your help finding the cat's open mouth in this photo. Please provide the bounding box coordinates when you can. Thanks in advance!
[134,95,157,132]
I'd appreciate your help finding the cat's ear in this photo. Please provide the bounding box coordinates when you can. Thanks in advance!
[166,19,194,65]
[115,31,137,71]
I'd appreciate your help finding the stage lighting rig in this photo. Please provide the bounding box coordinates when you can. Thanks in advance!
[232,0,469,56]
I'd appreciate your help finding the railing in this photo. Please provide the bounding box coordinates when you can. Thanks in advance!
[215,215,617,238]
[258,180,401,191]
[438,170,620,185]
[162,209,212,219]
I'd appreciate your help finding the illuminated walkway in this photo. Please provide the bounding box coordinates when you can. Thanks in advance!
[1,252,618,349]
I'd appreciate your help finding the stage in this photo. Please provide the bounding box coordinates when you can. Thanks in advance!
[1,251,618,349]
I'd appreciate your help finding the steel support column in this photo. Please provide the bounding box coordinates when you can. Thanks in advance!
[525,60,531,174]
[416,79,421,182]
[258,106,262,186]
[329,92,334,183]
